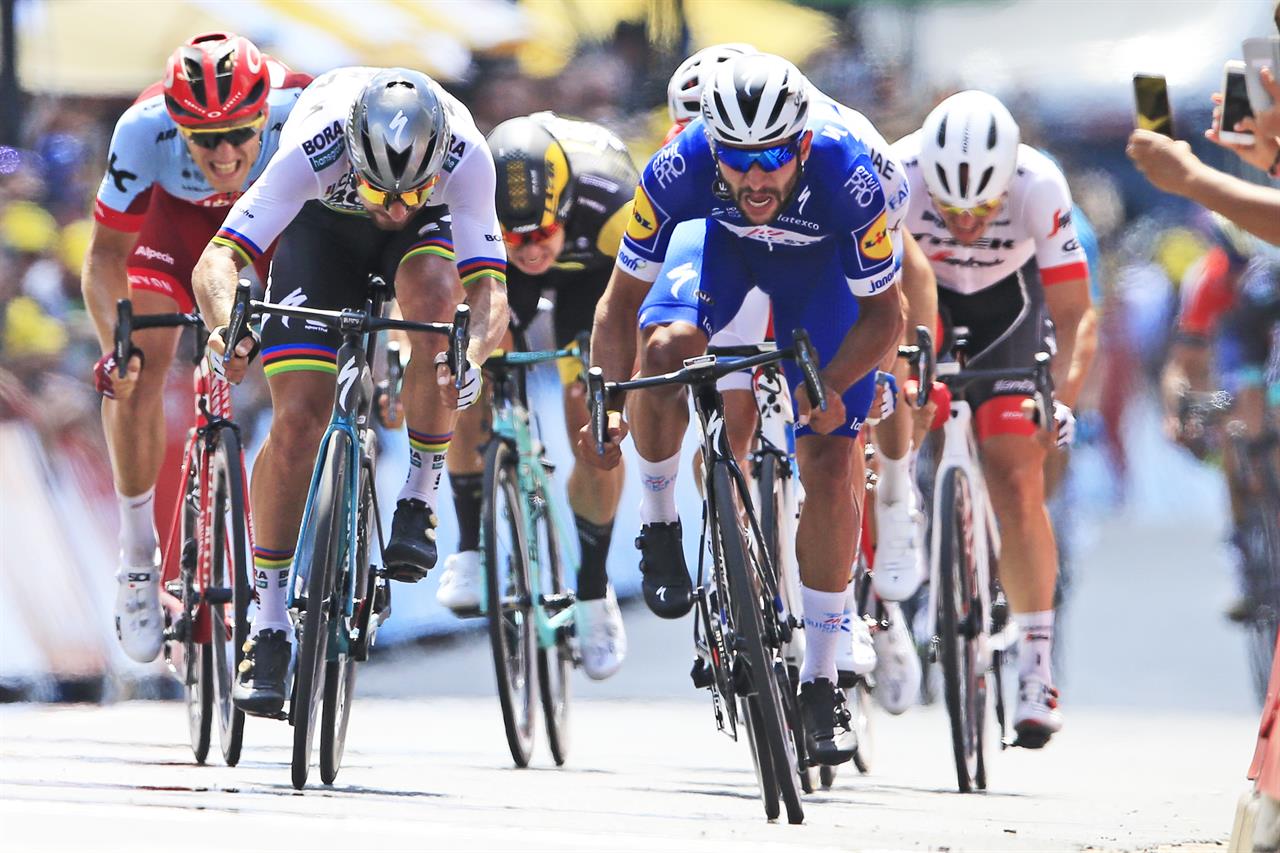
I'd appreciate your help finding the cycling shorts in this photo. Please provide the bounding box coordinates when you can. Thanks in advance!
[637,218,875,439]
[937,265,1056,441]
[259,201,455,379]
[507,266,607,386]
[128,188,272,313]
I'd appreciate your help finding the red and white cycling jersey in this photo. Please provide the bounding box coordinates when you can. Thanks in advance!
[892,132,1088,295]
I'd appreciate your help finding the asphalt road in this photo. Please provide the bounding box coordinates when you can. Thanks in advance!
[0,515,1263,850]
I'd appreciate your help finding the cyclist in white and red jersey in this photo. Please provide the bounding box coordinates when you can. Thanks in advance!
[82,32,310,665]
[893,90,1093,747]
[193,67,509,716]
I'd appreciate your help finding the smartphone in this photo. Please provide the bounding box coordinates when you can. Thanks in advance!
[1242,36,1280,114]
[1133,73,1174,137]
[1219,60,1255,146]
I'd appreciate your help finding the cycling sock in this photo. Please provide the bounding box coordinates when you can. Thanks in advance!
[450,473,484,553]
[251,545,293,633]
[1014,609,1055,683]
[400,428,451,510]
[638,451,681,524]
[117,486,158,567]
[876,449,913,506]
[575,514,614,600]
[799,585,846,684]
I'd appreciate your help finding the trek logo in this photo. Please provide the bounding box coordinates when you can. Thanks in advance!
[1048,207,1072,237]
[301,120,343,156]
[916,232,1016,251]
[930,253,1004,269]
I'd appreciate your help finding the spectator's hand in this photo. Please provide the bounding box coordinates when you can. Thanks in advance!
[1206,67,1280,173]
[1126,130,1206,197]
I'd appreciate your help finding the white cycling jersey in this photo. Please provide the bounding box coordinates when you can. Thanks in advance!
[892,132,1088,295]
[212,67,505,285]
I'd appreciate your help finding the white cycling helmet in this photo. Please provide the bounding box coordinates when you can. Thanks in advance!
[700,53,809,146]
[666,43,757,125]
[919,90,1020,209]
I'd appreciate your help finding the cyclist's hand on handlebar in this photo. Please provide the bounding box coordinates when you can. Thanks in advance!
[434,351,482,410]
[94,350,143,400]
[1052,400,1075,449]
[795,374,846,435]
[576,411,628,470]
[865,371,899,425]
[903,378,951,435]
[207,325,260,385]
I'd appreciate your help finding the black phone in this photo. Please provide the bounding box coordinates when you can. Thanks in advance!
[1219,61,1256,145]
[1133,73,1174,137]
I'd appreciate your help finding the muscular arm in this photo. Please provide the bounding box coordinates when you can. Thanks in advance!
[463,274,509,364]
[192,243,248,330]
[900,230,937,346]
[81,222,139,351]
[1042,276,1091,408]
[825,285,905,392]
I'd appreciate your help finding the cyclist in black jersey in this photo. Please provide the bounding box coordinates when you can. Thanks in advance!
[436,112,637,680]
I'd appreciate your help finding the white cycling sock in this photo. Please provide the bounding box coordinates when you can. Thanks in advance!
[799,585,846,684]
[399,428,451,510]
[1014,609,1055,684]
[251,545,293,633]
[117,486,158,567]
[876,449,913,507]
[638,451,681,524]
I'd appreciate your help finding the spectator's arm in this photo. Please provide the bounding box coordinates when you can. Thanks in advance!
[1206,66,1280,175]
[80,221,138,353]
[1127,129,1280,245]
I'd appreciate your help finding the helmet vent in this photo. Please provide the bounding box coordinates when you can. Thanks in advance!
[934,164,951,196]
[958,162,970,199]
[385,145,412,184]
[986,116,998,149]
[765,93,786,129]
[975,166,994,198]
[936,114,947,148]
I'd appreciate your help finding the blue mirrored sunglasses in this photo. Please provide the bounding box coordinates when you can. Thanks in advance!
[714,139,799,173]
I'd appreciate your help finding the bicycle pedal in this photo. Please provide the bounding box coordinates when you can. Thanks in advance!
[690,657,715,690]
[836,669,859,690]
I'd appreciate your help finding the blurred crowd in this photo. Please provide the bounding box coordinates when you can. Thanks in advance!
[0,6,1272,512]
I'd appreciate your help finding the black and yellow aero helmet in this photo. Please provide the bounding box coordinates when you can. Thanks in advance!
[487,116,573,236]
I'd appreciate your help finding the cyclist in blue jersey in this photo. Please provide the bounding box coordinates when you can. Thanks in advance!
[580,54,904,765]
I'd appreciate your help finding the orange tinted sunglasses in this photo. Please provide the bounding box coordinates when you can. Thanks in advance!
[355,174,438,209]
[503,222,563,247]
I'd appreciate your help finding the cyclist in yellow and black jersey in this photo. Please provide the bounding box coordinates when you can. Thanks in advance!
[436,112,638,680]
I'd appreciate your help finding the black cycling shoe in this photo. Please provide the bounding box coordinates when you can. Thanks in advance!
[383,498,438,582]
[635,521,693,619]
[799,678,856,766]
[232,628,291,717]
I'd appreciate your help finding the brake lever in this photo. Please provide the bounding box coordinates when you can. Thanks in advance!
[222,279,252,369]
[587,366,607,455]
[114,299,134,377]
[450,304,471,391]
[791,329,827,412]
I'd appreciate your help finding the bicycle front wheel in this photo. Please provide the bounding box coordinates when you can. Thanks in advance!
[291,433,348,789]
[534,488,570,766]
[208,426,250,767]
[715,462,804,824]
[177,444,212,765]
[936,466,986,793]
[483,440,536,767]
[1241,503,1280,704]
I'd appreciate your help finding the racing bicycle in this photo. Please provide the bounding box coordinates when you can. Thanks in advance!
[114,301,252,767]
[589,332,826,824]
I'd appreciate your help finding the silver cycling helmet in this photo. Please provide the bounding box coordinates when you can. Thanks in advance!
[700,53,809,146]
[919,90,1020,209]
[666,43,757,125]
[346,68,451,192]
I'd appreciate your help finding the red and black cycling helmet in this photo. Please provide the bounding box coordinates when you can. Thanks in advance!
[163,32,270,127]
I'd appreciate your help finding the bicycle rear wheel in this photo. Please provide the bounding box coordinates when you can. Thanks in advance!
[208,426,249,767]
[1240,503,1280,704]
[483,440,536,767]
[291,433,348,789]
[715,462,804,824]
[936,466,986,793]
[534,489,570,766]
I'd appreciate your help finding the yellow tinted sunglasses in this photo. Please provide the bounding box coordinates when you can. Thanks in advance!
[934,197,1003,217]
[355,174,438,209]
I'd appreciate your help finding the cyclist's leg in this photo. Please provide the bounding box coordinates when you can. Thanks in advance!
[105,194,213,663]
[382,207,473,580]
[708,286,770,466]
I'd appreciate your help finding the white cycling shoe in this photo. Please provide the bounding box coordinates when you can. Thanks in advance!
[836,612,877,683]
[435,550,483,614]
[1013,676,1063,749]
[872,603,921,715]
[574,587,627,680]
[872,497,927,602]
[114,554,165,663]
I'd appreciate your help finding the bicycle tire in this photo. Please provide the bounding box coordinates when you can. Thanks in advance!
[291,433,348,789]
[321,450,372,785]
[208,426,249,767]
[483,440,536,767]
[1241,504,1280,704]
[936,466,985,793]
[178,450,212,765]
[187,642,214,764]
[740,697,780,820]
[715,462,804,824]
[534,490,570,766]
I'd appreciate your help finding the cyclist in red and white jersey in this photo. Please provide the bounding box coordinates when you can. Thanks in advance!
[893,90,1093,746]
[82,32,311,664]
